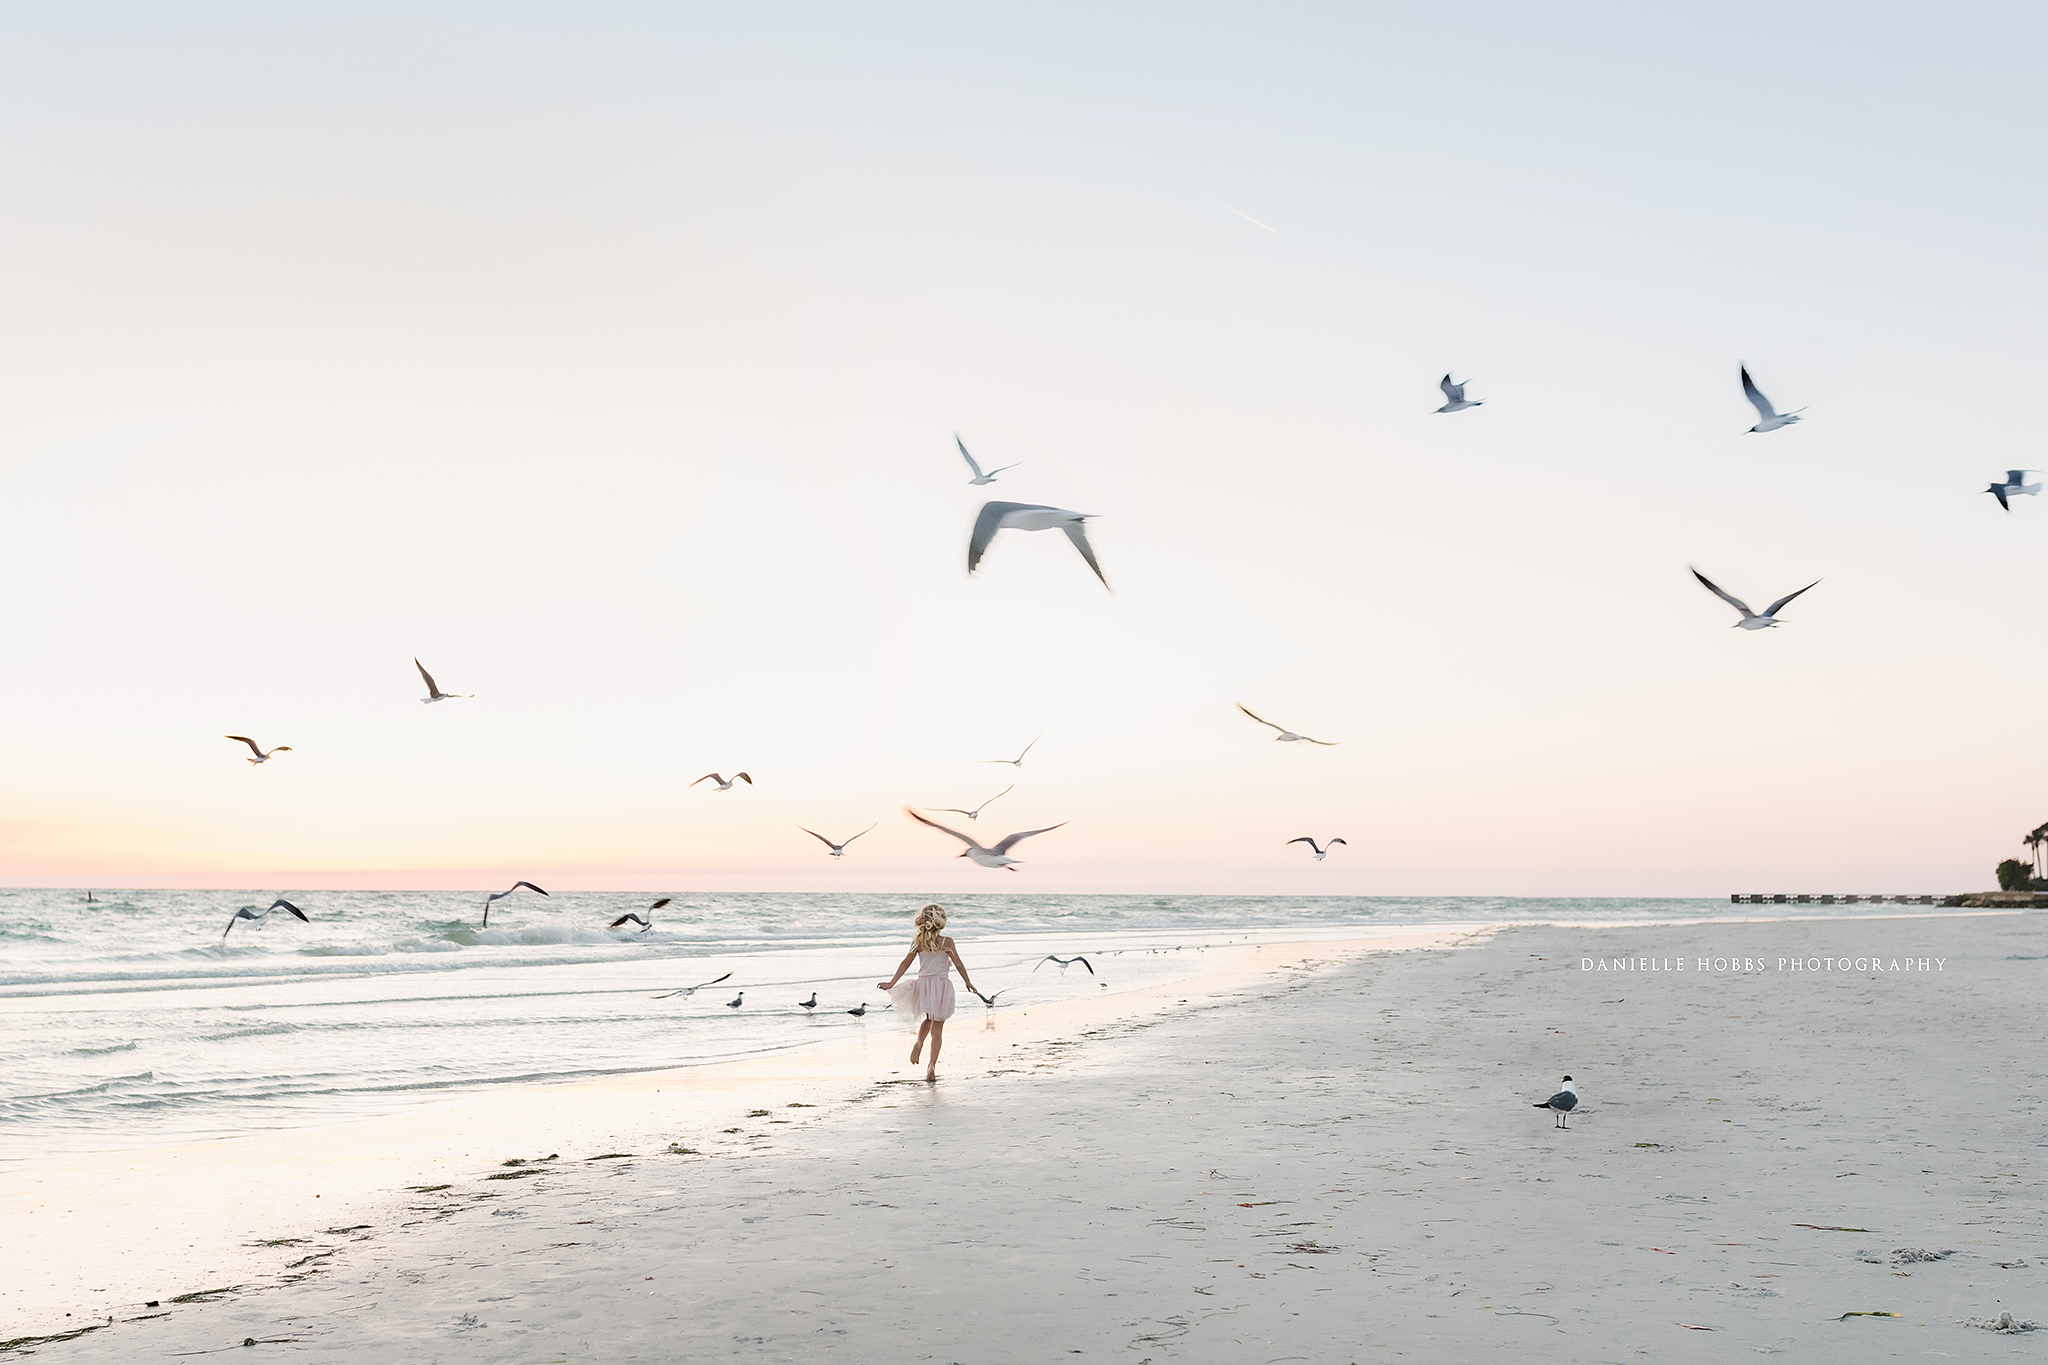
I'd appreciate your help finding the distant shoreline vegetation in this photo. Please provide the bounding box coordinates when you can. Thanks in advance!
[1994,821,2048,890]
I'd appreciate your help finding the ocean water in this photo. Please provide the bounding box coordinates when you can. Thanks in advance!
[0,888,1879,1157]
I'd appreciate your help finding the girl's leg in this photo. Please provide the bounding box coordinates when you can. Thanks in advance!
[910,1018,932,1063]
[925,1021,944,1079]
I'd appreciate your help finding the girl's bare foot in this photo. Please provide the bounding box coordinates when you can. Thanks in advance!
[909,1046,922,1064]
[925,1069,937,1082]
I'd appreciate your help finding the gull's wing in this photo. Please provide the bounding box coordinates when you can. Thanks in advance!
[607,914,639,928]
[415,658,438,694]
[1235,703,1284,733]
[969,502,1028,574]
[985,462,1021,476]
[992,822,1067,855]
[927,807,975,815]
[650,898,671,910]
[1440,374,1460,401]
[1739,365,1776,420]
[222,911,246,938]
[513,881,548,896]
[268,898,309,922]
[841,824,877,846]
[797,826,839,850]
[698,973,732,989]
[1017,735,1039,761]
[956,435,984,479]
[1690,568,1755,618]
[1286,837,1315,847]
[976,784,1016,812]
[1060,521,1110,589]
[735,773,752,785]
[2009,471,2032,486]
[225,735,263,757]
[1762,579,1821,619]
[1328,838,1347,846]
[690,774,719,787]
[1990,483,2013,510]
[1071,955,1094,975]
[904,807,983,850]
[1299,734,1339,745]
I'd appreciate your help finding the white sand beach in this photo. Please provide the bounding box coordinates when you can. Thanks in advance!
[9,912,2044,1361]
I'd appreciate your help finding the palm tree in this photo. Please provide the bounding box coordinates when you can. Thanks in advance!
[2028,823,2048,878]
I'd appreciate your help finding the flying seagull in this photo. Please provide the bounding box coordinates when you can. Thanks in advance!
[977,737,1039,767]
[956,434,1020,486]
[1740,365,1805,433]
[724,992,744,1009]
[1034,955,1094,975]
[1287,836,1347,861]
[974,988,1012,1006]
[1435,375,1482,413]
[650,972,732,1000]
[1690,567,1820,630]
[847,1002,871,1016]
[481,880,547,928]
[903,808,1066,871]
[1235,704,1339,745]
[969,502,1109,589]
[414,658,471,703]
[608,898,671,932]
[1986,469,2041,511]
[927,785,1014,820]
[691,772,752,791]
[1533,1075,1578,1129]
[798,824,876,857]
[225,735,292,765]
[798,993,818,1010]
[222,898,309,939]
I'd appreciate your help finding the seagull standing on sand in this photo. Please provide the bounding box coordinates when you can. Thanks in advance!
[692,772,752,791]
[798,993,818,1010]
[222,898,309,939]
[1741,365,1805,432]
[1034,955,1094,975]
[225,736,292,765]
[481,880,547,928]
[608,898,671,932]
[798,824,875,857]
[1287,837,1347,861]
[927,785,1014,819]
[1435,375,1482,413]
[1690,568,1820,630]
[1236,704,1339,745]
[725,993,744,1009]
[969,503,1109,589]
[904,808,1066,871]
[650,972,732,1000]
[956,435,1020,486]
[977,738,1038,768]
[847,1002,871,1016]
[1986,470,2041,511]
[414,659,471,703]
[1534,1076,1579,1129]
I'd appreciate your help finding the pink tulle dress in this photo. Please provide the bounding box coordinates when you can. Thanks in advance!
[889,949,958,1022]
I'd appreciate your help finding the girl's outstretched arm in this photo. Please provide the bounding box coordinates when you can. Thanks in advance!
[944,939,977,995]
[877,948,916,992]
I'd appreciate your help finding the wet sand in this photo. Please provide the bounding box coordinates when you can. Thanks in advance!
[11,913,2044,1361]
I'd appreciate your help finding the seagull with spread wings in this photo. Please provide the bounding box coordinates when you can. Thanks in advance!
[1986,469,2041,511]
[955,434,1020,486]
[798,824,876,857]
[1435,375,1482,413]
[977,737,1038,767]
[1741,365,1806,432]
[481,880,547,928]
[903,808,1066,871]
[415,658,471,703]
[691,772,752,791]
[1287,836,1347,861]
[927,784,1014,819]
[609,898,671,932]
[969,503,1108,589]
[1690,567,1820,630]
[1235,704,1339,745]
[223,898,310,939]
[650,972,732,1000]
[225,735,292,765]
[1034,955,1094,975]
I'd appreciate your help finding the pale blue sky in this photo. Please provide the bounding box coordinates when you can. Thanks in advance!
[2,4,2043,892]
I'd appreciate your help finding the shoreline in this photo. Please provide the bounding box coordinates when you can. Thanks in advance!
[1,926,1472,1339]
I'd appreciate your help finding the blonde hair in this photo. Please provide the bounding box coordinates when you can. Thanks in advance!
[912,903,948,952]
